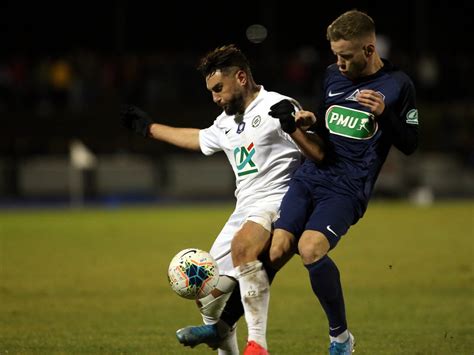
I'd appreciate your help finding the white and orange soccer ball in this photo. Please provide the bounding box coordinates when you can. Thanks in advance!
[167,248,219,300]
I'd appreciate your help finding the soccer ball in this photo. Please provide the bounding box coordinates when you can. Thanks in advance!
[167,248,219,300]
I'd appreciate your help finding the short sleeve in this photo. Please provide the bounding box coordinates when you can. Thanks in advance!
[199,123,223,156]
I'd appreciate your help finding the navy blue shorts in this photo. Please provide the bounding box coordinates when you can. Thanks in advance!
[274,178,360,249]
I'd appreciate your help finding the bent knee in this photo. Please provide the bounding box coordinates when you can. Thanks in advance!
[298,231,330,264]
[231,222,271,265]
[269,229,296,270]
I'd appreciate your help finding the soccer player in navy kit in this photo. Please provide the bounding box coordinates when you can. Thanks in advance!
[266,9,419,354]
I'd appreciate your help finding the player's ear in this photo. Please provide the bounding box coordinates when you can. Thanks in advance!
[364,44,375,57]
[235,69,247,86]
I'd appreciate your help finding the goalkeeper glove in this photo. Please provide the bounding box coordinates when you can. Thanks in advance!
[120,105,154,137]
[268,99,296,134]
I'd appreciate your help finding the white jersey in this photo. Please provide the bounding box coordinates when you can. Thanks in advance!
[199,86,302,276]
[199,86,301,208]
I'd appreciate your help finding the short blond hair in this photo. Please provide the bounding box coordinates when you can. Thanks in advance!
[327,10,375,41]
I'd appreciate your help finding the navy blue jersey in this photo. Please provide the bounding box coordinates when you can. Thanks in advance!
[296,59,419,217]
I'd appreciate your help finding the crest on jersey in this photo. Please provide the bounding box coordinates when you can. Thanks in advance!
[345,89,385,102]
[252,115,261,128]
[237,122,246,134]
[345,89,360,102]
[234,142,258,176]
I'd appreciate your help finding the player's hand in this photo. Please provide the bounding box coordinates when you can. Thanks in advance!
[295,110,317,131]
[269,99,296,134]
[356,90,385,116]
[120,105,154,137]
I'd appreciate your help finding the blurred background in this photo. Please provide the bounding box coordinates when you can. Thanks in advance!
[1,0,473,207]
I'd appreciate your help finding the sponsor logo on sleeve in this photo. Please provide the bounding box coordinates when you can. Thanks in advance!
[406,109,419,125]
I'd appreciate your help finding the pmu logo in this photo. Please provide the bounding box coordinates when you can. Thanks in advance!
[234,142,258,176]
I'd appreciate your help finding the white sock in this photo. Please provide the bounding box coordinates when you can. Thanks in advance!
[330,329,349,343]
[200,316,239,355]
[235,260,269,349]
[198,276,239,355]
[217,324,239,355]
[199,276,236,325]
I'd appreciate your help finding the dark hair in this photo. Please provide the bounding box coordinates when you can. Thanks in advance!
[327,10,375,41]
[197,44,251,77]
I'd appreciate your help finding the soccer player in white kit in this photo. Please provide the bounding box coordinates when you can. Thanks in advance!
[121,44,324,355]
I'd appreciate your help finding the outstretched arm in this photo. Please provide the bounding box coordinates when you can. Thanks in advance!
[148,124,200,151]
[121,105,201,151]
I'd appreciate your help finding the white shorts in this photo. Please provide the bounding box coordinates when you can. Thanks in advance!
[208,195,284,278]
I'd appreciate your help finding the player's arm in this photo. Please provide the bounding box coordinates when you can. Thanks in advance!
[149,124,200,150]
[377,107,418,155]
[290,110,325,161]
[356,88,418,155]
[120,105,201,151]
[289,128,325,162]
[269,100,325,162]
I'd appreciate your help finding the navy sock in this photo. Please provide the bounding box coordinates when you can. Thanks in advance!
[305,255,347,337]
[219,283,243,327]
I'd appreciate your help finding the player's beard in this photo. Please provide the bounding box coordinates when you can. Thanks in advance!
[223,92,245,116]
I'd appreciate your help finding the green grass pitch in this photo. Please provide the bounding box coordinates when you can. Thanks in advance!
[0,201,473,354]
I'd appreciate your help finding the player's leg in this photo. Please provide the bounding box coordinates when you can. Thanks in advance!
[176,275,239,353]
[268,228,297,270]
[300,194,359,354]
[176,251,284,354]
[178,199,283,354]
[219,253,278,328]
[299,231,348,335]
[232,220,272,353]
[178,256,279,353]
[176,210,243,353]
[300,233,355,354]
[270,177,313,270]
[231,180,311,353]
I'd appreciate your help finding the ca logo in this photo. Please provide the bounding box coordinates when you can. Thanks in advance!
[234,142,258,176]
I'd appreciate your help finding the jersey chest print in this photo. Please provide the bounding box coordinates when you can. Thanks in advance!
[234,142,258,176]
[230,115,263,177]
[325,105,378,139]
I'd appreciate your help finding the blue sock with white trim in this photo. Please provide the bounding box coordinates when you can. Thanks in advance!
[305,255,347,337]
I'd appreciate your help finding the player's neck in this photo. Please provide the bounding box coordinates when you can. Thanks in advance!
[367,54,384,75]
[244,84,261,109]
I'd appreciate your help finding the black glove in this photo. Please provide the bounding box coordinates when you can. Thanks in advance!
[120,105,154,137]
[268,99,296,134]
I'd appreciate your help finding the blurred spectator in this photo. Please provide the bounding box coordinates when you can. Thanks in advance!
[376,34,391,59]
[416,53,439,97]
[0,47,471,162]
[50,57,73,109]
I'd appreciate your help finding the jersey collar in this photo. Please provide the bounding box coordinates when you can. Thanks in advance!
[244,86,266,115]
